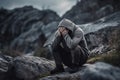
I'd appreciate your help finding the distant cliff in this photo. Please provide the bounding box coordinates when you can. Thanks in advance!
[63,0,120,24]
[0,6,60,53]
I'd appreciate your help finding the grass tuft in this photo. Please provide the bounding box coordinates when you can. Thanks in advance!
[87,50,120,67]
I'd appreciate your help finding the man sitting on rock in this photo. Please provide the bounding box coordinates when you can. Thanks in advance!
[50,18,89,74]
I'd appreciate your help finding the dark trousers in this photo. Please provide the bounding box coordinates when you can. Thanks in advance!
[53,45,73,68]
[52,45,88,68]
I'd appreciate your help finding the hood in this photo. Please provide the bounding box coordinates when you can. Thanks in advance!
[58,18,76,32]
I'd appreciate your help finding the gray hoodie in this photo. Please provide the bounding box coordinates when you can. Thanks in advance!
[44,18,89,55]
[58,19,89,54]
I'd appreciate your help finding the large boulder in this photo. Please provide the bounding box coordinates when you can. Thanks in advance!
[79,11,120,34]
[80,62,120,80]
[13,55,55,80]
[0,53,55,80]
[10,21,59,53]
[0,6,60,53]
[79,11,120,54]
[10,22,44,53]
[40,62,120,80]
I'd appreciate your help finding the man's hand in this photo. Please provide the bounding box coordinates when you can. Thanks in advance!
[61,29,68,37]
[58,27,68,37]
[58,27,65,33]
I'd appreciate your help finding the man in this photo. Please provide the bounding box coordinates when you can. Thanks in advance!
[49,19,89,74]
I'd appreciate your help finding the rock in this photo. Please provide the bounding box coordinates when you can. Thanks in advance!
[86,26,120,54]
[0,6,60,53]
[90,45,109,56]
[0,54,13,72]
[78,11,120,54]
[0,53,56,80]
[10,21,59,53]
[0,54,14,80]
[41,21,59,38]
[40,62,120,80]
[10,22,44,53]
[96,5,113,19]
[80,62,120,80]
[79,11,120,34]
[62,0,120,24]
[0,55,9,72]
[0,53,120,80]
[40,72,81,80]
[13,55,55,80]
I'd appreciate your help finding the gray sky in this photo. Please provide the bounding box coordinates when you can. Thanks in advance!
[0,0,77,16]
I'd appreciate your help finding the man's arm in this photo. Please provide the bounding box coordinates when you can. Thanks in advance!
[62,29,83,49]
[51,27,66,50]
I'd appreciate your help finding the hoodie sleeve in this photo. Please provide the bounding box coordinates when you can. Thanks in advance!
[64,28,83,49]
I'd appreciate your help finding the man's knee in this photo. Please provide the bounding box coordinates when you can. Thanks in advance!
[71,46,81,56]
[72,45,88,65]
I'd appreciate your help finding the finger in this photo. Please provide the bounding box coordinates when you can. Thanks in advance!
[62,30,68,34]
[61,28,64,32]
[63,27,65,30]
[58,28,62,32]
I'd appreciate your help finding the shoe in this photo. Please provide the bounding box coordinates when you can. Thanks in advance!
[50,67,65,74]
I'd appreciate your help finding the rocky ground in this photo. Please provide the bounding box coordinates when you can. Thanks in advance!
[0,53,120,80]
[40,62,120,80]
